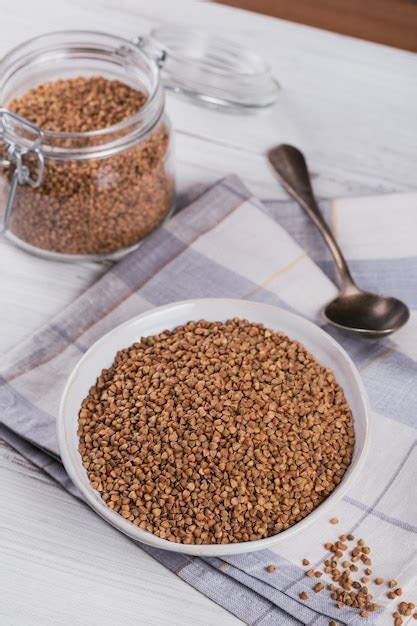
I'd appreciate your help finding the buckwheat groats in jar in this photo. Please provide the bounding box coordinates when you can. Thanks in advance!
[78,319,355,545]
[2,76,174,256]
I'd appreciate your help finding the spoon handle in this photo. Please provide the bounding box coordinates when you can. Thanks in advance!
[268,144,356,294]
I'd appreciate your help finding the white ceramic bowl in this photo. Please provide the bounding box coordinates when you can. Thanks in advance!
[58,298,370,556]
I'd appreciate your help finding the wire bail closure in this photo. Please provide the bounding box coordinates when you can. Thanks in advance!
[133,36,167,68]
[0,108,45,232]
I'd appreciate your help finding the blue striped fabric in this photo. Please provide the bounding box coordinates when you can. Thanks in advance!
[1,176,416,626]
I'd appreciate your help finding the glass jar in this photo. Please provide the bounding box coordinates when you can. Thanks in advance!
[0,31,175,260]
[0,28,279,261]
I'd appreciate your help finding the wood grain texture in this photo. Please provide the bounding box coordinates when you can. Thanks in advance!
[217,0,417,51]
[0,440,241,625]
[0,0,416,623]
[1,0,416,353]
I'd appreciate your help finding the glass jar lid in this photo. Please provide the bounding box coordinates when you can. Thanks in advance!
[136,25,280,111]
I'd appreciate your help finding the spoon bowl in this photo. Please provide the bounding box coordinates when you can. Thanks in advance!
[324,291,410,337]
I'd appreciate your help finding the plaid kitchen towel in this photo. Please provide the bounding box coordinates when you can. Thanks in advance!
[1,176,416,626]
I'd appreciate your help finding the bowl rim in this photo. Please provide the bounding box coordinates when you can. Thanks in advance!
[57,297,371,556]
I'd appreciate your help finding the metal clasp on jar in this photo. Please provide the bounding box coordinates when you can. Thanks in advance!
[0,108,45,233]
[133,36,167,68]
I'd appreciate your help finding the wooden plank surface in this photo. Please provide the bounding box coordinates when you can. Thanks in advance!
[217,0,417,51]
[0,440,241,626]
[0,0,416,624]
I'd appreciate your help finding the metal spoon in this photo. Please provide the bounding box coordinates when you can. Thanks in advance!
[268,144,410,337]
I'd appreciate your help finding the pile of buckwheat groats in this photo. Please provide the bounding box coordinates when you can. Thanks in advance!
[265,517,416,626]
[8,76,148,132]
[3,76,174,255]
[78,319,355,544]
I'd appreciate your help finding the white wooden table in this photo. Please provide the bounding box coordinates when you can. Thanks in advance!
[0,1,416,624]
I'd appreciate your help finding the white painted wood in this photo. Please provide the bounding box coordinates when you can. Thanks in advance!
[0,0,416,623]
[1,0,416,351]
[0,440,242,625]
